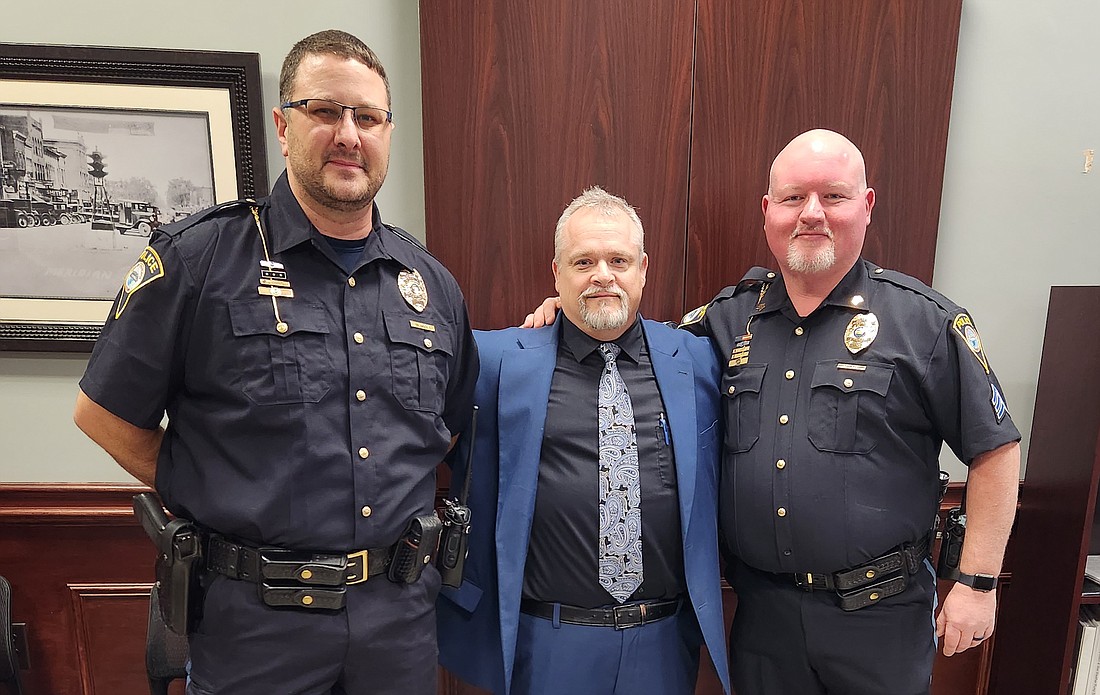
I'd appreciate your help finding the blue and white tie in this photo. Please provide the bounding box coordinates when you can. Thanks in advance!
[597,342,643,603]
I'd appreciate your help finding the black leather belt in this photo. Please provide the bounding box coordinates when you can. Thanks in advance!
[205,535,393,610]
[787,535,931,611]
[520,598,680,630]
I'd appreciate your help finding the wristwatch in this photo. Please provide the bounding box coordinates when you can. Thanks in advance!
[956,571,997,592]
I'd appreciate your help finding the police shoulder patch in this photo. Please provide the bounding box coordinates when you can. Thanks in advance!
[680,303,708,326]
[115,246,166,319]
[951,313,990,374]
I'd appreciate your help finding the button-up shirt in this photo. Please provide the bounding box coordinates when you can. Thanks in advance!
[80,172,478,551]
[685,258,1020,574]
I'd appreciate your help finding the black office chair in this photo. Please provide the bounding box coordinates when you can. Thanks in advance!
[0,576,22,695]
[146,584,189,695]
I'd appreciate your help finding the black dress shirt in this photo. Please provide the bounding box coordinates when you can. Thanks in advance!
[522,316,685,608]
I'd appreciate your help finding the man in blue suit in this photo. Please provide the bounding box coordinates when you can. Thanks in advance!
[437,187,730,695]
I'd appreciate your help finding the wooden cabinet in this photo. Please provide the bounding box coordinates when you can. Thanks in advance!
[420,0,963,331]
[989,286,1100,694]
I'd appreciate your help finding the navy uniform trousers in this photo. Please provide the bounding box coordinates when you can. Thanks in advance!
[729,559,937,695]
[187,566,441,695]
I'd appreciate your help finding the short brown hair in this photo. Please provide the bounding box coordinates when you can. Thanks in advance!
[279,30,391,108]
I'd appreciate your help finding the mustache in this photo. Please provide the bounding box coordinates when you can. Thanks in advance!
[580,285,626,300]
[790,225,834,240]
[325,154,367,170]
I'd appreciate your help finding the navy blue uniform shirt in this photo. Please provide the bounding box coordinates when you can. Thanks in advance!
[80,173,478,552]
[684,258,1020,574]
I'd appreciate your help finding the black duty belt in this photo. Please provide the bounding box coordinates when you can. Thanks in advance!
[205,534,392,611]
[787,534,931,611]
[520,597,680,630]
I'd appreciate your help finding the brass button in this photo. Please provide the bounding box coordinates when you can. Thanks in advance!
[767,272,776,279]
[776,459,786,470]
[779,414,789,425]
[843,378,854,388]
[850,294,865,306]
[353,332,364,344]
[874,268,884,274]
[794,327,804,336]
[358,447,370,459]
[866,569,876,579]
[348,277,356,287]
[356,390,367,402]
[361,505,372,517]
[300,569,313,580]
[785,370,795,380]
[869,592,880,601]
[777,507,787,517]
[276,322,289,334]
[423,338,433,349]
[302,595,314,606]
[728,386,736,395]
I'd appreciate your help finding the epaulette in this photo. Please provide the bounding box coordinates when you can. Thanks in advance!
[384,223,429,253]
[681,267,777,325]
[868,264,961,315]
[156,199,257,238]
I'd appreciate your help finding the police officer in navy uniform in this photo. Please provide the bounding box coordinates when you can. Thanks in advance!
[74,30,477,695]
[678,129,1021,694]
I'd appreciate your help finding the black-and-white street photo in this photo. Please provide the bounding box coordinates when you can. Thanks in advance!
[0,106,215,301]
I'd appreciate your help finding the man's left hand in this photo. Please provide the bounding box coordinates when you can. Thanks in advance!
[936,582,997,656]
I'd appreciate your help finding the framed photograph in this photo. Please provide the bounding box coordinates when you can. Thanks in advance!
[0,43,268,351]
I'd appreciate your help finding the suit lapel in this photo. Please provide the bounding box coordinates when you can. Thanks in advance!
[645,321,698,533]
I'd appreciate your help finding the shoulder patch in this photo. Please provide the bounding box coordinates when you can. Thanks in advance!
[157,199,256,238]
[680,303,708,326]
[115,246,166,319]
[951,313,990,374]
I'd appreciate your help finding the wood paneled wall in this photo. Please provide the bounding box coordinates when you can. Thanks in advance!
[421,0,961,330]
[686,0,962,308]
[0,484,1003,694]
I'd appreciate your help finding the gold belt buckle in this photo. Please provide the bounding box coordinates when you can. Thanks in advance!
[345,549,370,585]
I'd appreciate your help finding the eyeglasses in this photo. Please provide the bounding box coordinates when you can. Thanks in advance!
[280,98,393,132]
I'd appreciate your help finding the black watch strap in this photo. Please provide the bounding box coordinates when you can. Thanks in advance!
[956,571,997,592]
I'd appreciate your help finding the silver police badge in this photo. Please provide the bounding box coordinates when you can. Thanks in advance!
[398,269,428,312]
[843,312,879,354]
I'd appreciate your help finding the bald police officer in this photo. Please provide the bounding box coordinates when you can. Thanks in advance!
[680,129,1020,694]
[74,30,477,695]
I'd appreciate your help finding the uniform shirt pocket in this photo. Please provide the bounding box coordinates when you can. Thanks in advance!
[228,300,333,405]
[721,364,767,453]
[382,310,454,413]
[808,360,894,454]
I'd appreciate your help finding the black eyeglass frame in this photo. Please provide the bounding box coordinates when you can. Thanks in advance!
[280,98,394,128]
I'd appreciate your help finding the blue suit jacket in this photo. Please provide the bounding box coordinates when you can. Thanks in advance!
[437,319,730,695]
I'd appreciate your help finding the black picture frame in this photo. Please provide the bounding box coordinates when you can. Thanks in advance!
[0,42,268,352]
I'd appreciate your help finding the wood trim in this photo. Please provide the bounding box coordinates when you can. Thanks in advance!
[0,483,148,525]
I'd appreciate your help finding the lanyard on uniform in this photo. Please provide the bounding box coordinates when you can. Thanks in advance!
[250,206,289,334]
[744,283,770,337]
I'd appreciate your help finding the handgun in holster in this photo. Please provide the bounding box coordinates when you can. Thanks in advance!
[133,492,203,635]
[438,405,478,588]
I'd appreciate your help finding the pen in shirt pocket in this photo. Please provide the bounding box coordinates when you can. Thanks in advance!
[658,412,670,446]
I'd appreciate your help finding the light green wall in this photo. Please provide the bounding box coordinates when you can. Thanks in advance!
[2,1,1097,482]
[0,0,425,481]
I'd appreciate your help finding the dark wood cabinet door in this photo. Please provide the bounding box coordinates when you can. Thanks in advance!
[420,0,696,328]
[686,0,962,311]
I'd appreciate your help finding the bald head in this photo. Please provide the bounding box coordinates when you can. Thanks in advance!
[762,128,875,289]
[769,129,867,195]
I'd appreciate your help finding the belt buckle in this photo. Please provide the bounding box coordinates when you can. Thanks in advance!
[345,549,369,585]
[794,572,817,591]
[612,603,643,630]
